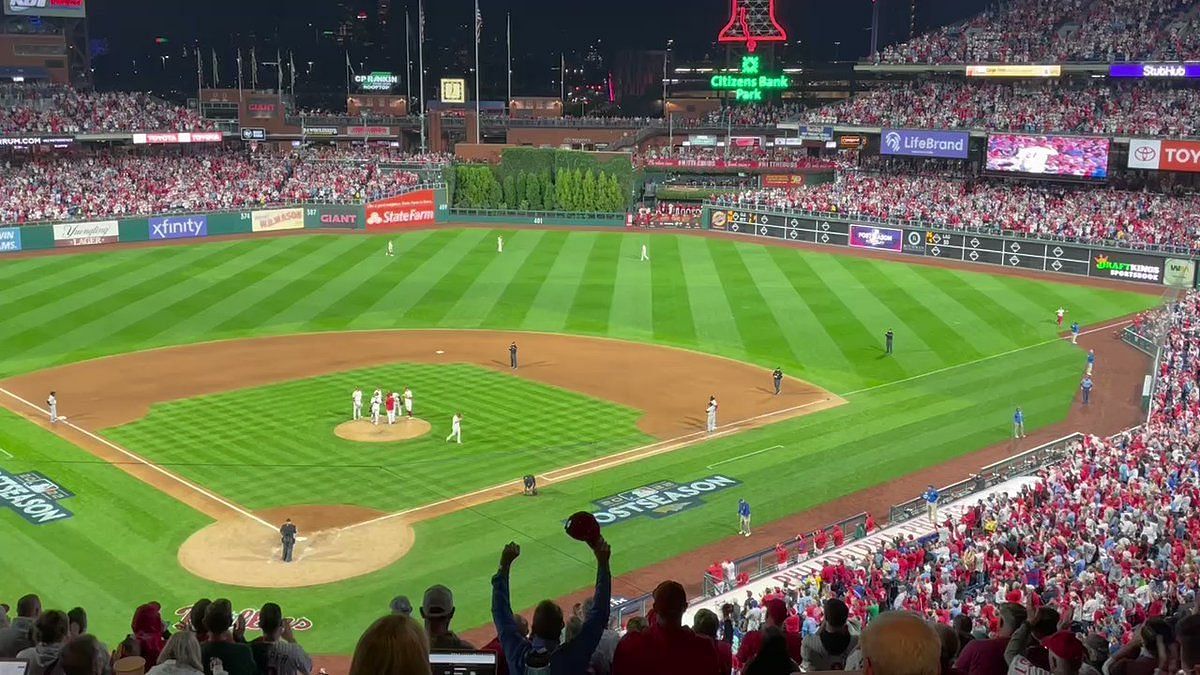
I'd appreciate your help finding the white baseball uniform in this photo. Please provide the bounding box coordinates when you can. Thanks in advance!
[352,389,363,420]
[446,414,462,444]
[371,390,382,425]
[47,394,57,423]
[387,241,394,256]
[498,236,504,253]
[706,399,717,432]
[641,244,649,261]
[403,388,413,417]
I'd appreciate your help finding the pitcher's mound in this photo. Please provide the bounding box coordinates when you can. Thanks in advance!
[178,505,414,588]
[335,418,431,442]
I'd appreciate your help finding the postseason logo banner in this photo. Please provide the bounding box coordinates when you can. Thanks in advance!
[881,129,969,159]
[0,469,75,526]
[849,224,904,252]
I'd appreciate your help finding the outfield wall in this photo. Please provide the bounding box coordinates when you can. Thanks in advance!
[704,204,1200,289]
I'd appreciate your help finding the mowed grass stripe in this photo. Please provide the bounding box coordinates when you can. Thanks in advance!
[440,229,547,327]
[563,234,623,335]
[304,230,444,328]
[480,231,570,328]
[107,236,326,348]
[907,265,1039,344]
[520,232,596,331]
[208,235,373,333]
[887,264,1018,356]
[402,229,512,326]
[607,236,654,339]
[649,235,698,345]
[708,239,793,362]
[736,245,848,378]
[348,229,491,328]
[676,235,745,355]
[838,257,986,362]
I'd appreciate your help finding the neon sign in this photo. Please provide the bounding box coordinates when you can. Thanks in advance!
[717,0,787,53]
[709,55,790,101]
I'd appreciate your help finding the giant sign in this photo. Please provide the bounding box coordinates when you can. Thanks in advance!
[0,469,75,526]
[4,0,85,18]
[881,129,969,159]
[589,475,741,525]
[1127,138,1200,173]
[53,220,119,247]
[365,190,437,231]
[0,227,21,253]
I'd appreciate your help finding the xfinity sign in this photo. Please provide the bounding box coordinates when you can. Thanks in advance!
[5,0,86,17]
[881,129,969,159]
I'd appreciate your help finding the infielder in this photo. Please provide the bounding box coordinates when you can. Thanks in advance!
[1013,407,1026,439]
[386,392,398,424]
[738,498,751,537]
[47,391,57,424]
[371,389,382,426]
[706,396,718,433]
[352,387,363,420]
[1086,349,1096,375]
[509,342,519,370]
[1056,306,1066,327]
[403,386,413,418]
[446,412,463,444]
[1070,321,1081,344]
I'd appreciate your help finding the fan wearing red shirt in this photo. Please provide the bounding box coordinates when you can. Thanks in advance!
[612,581,721,675]
[737,598,803,666]
[955,603,1027,675]
[775,543,789,571]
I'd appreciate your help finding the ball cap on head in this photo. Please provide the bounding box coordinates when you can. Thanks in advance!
[422,585,454,619]
[764,598,787,625]
[389,595,413,617]
[652,581,688,621]
[565,511,601,545]
[1043,631,1085,665]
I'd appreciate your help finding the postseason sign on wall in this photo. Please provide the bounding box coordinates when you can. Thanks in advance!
[849,224,904,252]
[53,220,118,247]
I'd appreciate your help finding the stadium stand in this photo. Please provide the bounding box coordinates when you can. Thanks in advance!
[0,84,215,134]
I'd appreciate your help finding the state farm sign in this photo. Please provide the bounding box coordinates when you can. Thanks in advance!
[1128,138,1200,173]
[365,190,437,231]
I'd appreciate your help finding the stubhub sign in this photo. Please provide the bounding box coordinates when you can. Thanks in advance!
[365,190,437,231]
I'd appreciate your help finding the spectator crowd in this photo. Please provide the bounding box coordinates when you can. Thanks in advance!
[0,84,214,135]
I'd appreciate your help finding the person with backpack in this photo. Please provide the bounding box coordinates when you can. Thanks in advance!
[801,598,858,671]
[491,536,611,674]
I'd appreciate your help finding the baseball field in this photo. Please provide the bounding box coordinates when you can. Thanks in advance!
[0,227,1160,652]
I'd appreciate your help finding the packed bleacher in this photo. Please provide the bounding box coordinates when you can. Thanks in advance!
[636,145,838,169]
[0,84,214,134]
[0,147,422,224]
[800,81,1200,138]
[874,0,1200,64]
[713,170,1200,250]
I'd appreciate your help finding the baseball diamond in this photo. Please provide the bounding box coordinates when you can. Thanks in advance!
[0,226,1159,655]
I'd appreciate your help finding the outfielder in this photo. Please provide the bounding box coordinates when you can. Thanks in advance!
[446,412,463,444]
[386,241,395,257]
[498,235,504,253]
[47,391,57,424]
[371,389,382,425]
[706,396,718,433]
[403,386,413,418]
[640,244,649,261]
[352,387,363,420]
[386,392,398,424]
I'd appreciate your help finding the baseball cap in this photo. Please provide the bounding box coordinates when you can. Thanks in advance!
[422,585,454,619]
[764,598,787,626]
[652,581,688,621]
[1043,631,1085,666]
[389,595,413,616]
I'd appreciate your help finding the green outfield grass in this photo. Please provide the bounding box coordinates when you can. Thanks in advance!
[105,363,651,511]
[0,229,1161,652]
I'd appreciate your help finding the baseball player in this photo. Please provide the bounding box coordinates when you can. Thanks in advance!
[1056,307,1066,327]
[386,241,395,257]
[509,341,519,370]
[738,498,751,537]
[1086,349,1096,375]
[352,387,363,421]
[640,243,649,261]
[1013,407,1026,439]
[403,386,413,418]
[446,412,463,444]
[706,396,718,433]
[498,235,504,253]
[47,391,57,424]
[1070,321,1081,344]
[386,392,398,425]
[885,329,895,355]
[772,367,784,395]
[371,389,382,426]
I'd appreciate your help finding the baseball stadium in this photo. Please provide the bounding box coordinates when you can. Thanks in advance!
[1,1,1199,675]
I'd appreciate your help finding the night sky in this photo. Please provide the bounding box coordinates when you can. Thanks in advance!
[86,0,988,102]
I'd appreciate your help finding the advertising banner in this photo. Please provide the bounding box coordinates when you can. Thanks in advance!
[1165,258,1197,288]
[246,99,277,119]
[52,220,118,247]
[881,129,970,159]
[353,71,400,92]
[849,224,904,252]
[1127,138,1200,173]
[240,128,267,141]
[149,215,208,240]
[965,64,1061,77]
[1109,63,1200,79]
[302,127,338,137]
[251,208,305,233]
[4,0,85,18]
[305,205,362,229]
[1089,251,1165,284]
[0,227,21,253]
[440,78,467,103]
[0,135,74,148]
[366,190,437,230]
[132,132,223,145]
[687,135,719,147]
[644,159,828,171]
[902,230,926,255]
[762,174,807,187]
[347,126,392,136]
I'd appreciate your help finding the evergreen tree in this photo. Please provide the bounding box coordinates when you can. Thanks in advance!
[502,175,517,209]
[555,168,571,211]
[543,173,557,210]
[526,173,542,210]
[582,169,598,212]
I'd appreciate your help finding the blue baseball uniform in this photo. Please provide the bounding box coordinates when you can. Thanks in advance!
[923,488,940,523]
[738,499,751,536]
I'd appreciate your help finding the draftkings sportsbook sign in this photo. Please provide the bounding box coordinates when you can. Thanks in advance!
[589,475,740,525]
[0,469,75,525]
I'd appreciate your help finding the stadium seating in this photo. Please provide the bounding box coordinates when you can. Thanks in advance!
[0,83,214,134]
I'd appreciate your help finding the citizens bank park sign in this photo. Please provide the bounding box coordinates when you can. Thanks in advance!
[0,469,75,526]
[589,475,741,525]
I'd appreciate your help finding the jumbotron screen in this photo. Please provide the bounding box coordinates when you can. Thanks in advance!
[985,133,1110,179]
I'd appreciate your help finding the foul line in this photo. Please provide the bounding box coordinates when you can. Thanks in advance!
[344,398,837,531]
[707,445,784,470]
[838,319,1130,398]
[0,387,275,531]
[0,446,12,459]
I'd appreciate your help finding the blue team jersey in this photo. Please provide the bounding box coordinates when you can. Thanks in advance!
[924,490,939,504]
[1014,411,1024,424]
[738,502,751,517]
